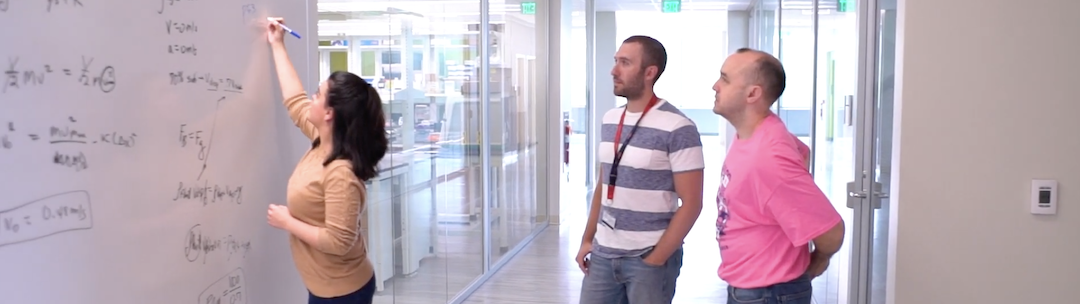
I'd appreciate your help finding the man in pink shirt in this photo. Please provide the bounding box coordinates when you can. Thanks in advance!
[711,48,846,304]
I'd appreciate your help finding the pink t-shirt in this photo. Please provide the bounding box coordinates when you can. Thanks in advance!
[715,114,841,288]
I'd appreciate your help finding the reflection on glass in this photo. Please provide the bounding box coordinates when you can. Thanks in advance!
[813,3,859,304]
[486,4,542,266]
[317,1,485,303]
[805,2,861,304]
[317,0,546,302]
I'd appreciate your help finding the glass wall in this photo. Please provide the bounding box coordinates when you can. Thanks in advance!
[315,0,547,302]
[749,0,895,303]
[486,0,543,266]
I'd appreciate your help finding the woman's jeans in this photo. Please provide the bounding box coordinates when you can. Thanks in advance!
[308,276,376,304]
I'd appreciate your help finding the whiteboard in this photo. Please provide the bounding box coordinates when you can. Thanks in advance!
[0,0,317,303]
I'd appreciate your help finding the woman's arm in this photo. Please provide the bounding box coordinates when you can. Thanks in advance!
[268,19,318,141]
[285,162,364,256]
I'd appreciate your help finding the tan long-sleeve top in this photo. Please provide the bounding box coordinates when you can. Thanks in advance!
[283,92,373,297]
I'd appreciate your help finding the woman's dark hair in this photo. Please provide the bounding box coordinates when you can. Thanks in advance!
[319,71,388,181]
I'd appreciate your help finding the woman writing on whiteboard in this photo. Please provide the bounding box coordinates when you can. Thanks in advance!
[263,17,388,304]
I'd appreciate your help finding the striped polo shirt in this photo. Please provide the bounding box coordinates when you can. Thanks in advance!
[593,99,705,258]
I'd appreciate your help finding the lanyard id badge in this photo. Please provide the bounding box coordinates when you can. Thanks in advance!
[606,95,660,202]
[600,208,616,229]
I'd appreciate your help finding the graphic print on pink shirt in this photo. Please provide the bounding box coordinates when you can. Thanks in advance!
[715,167,730,243]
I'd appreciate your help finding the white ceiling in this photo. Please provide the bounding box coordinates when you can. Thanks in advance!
[316,0,846,23]
[591,0,753,12]
[314,0,849,37]
[590,0,846,11]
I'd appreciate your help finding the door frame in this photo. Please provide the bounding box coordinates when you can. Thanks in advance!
[850,0,886,302]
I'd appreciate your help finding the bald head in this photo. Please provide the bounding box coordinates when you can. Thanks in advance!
[734,48,786,104]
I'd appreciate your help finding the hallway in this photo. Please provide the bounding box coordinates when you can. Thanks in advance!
[462,208,728,303]
[462,135,728,303]
[462,134,848,303]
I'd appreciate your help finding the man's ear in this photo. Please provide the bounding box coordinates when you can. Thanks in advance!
[645,65,659,83]
[746,85,764,105]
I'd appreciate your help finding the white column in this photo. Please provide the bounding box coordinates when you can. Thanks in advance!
[725,10,750,150]
[592,11,617,117]
[582,11,616,209]
[589,11,617,168]
[542,0,573,224]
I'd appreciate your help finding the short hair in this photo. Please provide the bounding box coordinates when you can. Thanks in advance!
[623,35,668,84]
[736,47,786,103]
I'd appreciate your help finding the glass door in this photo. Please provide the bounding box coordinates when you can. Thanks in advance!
[757,0,858,303]
[806,0,859,303]
[864,0,896,303]
[849,0,896,302]
[749,0,894,303]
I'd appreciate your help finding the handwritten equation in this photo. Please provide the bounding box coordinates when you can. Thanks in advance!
[176,96,225,180]
[170,72,243,94]
[166,20,199,35]
[199,268,247,304]
[2,118,136,171]
[179,123,210,162]
[173,180,244,206]
[183,224,252,264]
[168,44,199,56]
[46,0,83,12]
[3,56,116,94]
[0,190,93,248]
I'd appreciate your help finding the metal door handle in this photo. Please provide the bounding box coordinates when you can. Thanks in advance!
[847,181,887,209]
[844,95,854,126]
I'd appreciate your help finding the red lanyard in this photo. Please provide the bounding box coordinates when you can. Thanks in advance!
[606,95,660,200]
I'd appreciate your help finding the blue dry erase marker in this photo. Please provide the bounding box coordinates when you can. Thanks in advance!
[268,18,301,39]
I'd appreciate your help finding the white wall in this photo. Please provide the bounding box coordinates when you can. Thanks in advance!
[889,0,1080,303]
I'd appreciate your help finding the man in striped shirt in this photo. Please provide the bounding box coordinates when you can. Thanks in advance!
[576,35,706,304]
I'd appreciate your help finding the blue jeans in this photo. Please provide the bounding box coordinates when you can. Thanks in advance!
[308,276,376,304]
[726,274,812,304]
[579,248,683,304]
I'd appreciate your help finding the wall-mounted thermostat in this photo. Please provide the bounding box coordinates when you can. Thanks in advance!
[1030,179,1058,215]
